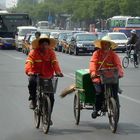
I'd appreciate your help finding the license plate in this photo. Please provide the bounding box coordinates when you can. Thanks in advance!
[87,47,93,50]
[79,49,83,51]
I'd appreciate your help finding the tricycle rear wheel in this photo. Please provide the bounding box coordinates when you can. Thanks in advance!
[73,92,80,125]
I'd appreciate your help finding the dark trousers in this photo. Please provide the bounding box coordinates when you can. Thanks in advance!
[28,75,55,112]
[134,50,138,63]
[93,82,119,111]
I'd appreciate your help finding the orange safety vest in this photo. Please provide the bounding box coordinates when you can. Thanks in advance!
[89,49,124,83]
[25,48,62,78]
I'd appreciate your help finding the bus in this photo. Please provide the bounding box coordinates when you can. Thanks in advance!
[106,16,140,37]
[0,13,32,38]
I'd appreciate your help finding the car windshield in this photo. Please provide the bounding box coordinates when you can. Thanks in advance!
[59,33,68,40]
[76,34,97,41]
[109,34,127,40]
[66,35,72,42]
[19,29,37,36]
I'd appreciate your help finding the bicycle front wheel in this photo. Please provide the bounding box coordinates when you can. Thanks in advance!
[122,56,129,68]
[42,95,51,134]
[108,97,119,133]
[34,99,41,129]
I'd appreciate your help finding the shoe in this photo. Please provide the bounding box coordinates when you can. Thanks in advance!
[29,100,36,110]
[91,110,99,119]
[118,88,123,94]
[135,62,138,65]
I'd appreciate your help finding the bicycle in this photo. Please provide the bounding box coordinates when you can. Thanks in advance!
[73,68,120,133]
[98,68,120,132]
[34,74,58,134]
[122,44,139,68]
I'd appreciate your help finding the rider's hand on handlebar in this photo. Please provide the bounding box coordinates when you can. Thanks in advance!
[55,72,64,77]
[27,72,35,76]
[91,74,99,79]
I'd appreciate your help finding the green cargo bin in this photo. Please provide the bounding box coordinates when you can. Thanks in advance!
[75,69,95,104]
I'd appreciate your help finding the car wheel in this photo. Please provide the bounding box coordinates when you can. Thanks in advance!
[74,48,78,56]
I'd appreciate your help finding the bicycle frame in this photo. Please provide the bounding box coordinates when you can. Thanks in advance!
[34,75,58,133]
[103,84,118,109]
[122,44,139,68]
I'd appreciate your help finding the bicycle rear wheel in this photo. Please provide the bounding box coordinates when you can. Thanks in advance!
[42,95,51,134]
[34,98,41,128]
[122,56,129,68]
[108,97,119,133]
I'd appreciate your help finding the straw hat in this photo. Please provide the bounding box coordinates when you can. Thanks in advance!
[31,36,57,49]
[94,36,118,49]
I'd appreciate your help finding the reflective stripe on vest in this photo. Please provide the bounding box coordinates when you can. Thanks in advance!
[98,62,114,66]
[34,60,42,63]
[26,60,34,64]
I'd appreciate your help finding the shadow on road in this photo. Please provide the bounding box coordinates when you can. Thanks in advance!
[117,123,140,135]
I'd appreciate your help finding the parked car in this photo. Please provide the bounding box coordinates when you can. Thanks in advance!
[60,31,87,53]
[0,37,15,49]
[102,32,128,52]
[15,26,37,51]
[68,33,98,55]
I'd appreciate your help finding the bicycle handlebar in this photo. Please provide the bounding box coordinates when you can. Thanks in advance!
[28,73,64,78]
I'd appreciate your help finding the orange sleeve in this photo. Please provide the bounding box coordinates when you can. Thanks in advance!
[89,50,99,76]
[112,52,124,77]
[50,50,62,74]
[25,50,35,75]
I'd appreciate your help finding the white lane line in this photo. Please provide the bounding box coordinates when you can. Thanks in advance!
[120,94,140,104]
[0,52,24,60]
[69,73,75,77]
[64,73,75,79]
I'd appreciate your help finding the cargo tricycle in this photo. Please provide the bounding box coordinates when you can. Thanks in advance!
[73,68,120,133]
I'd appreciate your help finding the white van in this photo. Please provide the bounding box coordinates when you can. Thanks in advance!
[15,26,37,51]
[36,21,49,30]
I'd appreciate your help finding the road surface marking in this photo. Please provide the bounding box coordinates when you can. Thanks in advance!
[64,73,75,79]
[120,94,140,104]
[0,52,24,60]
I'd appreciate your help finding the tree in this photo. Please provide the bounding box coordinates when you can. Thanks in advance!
[119,0,140,16]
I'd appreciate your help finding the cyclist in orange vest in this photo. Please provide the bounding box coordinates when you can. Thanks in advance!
[25,37,63,120]
[89,36,124,118]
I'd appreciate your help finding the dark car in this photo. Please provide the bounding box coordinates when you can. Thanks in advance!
[0,37,15,49]
[68,33,98,55]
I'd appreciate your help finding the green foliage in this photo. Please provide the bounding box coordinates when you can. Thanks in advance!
[12,0,140,23]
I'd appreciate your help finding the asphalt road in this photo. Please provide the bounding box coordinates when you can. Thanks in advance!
[0,50,140,140]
